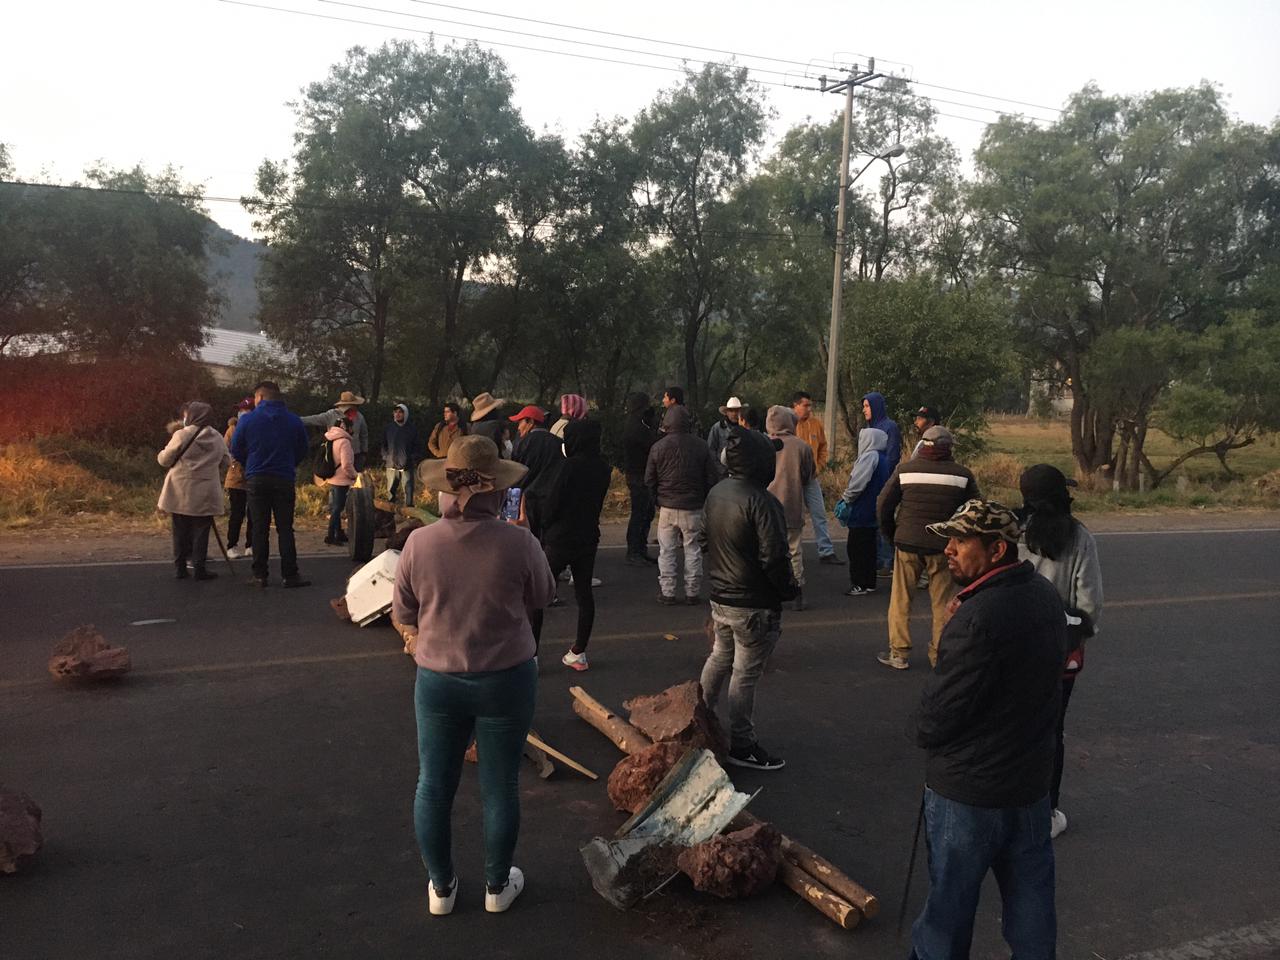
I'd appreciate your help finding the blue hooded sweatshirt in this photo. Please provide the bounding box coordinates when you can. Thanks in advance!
[862,392,902,470]
[230,400,309,481]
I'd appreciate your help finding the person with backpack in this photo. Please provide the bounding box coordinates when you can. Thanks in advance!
[157,400,231,581]
[321,417,357,546]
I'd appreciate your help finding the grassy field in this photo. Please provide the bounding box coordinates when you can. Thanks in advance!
[2,418,1278,530]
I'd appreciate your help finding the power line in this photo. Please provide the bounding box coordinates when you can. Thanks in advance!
[219,0,817,91]
[907,79,1061,115]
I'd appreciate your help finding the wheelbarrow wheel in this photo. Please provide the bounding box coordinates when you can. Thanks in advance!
[346,479,375,563]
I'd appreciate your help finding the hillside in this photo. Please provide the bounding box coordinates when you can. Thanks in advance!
[206,220,264,332]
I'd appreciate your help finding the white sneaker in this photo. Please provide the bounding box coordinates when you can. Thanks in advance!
[485,866,525,913]
[1050,808,1068,839]
[226,547,243,559]
[590,577,602,587]
[562,649,589,672]
[429,875,458,916]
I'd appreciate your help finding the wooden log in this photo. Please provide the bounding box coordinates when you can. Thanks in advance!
[777,861,860,930]
[569,686,654,756]
[526,733,599,781]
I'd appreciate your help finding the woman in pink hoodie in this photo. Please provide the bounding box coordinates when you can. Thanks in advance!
[323,418,357,545]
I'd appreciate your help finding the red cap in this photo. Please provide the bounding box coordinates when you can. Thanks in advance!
[508,405,545,423]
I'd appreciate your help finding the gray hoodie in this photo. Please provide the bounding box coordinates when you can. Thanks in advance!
[765,405,815,529]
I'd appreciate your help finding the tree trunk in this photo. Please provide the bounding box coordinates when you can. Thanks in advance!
[369,290,389,401]
[684,309,701,410]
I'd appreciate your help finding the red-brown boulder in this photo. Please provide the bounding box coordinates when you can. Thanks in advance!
[0,788,43,875]
[48,625,130,682]
[676,822,781,899]
[606,741,688,814]
[624,681,727,755]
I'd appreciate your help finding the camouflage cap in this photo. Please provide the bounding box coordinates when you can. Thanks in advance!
[926,498,1022,543]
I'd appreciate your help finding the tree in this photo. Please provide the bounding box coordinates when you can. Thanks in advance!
[631,64,770,409]
[971,84,1277,487]
[0,147,56,355]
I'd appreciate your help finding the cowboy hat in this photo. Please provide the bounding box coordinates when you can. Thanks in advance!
[718,396,748,416]
[470,391,506,422]
[419,434,527,497]
[334,390,365,409]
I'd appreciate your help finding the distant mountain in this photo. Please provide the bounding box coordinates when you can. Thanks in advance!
[205,220,264,333]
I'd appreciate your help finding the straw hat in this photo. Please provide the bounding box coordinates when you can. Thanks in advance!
[419,435,527,505]
[470,391,506,422]
[334,390,366,409]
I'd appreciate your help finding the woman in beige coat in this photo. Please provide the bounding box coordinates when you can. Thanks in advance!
[158,400,232,580]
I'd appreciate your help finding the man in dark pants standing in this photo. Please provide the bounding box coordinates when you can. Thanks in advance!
[230,381,311,589]
[909,499,1067,960]
[622,392,659,565]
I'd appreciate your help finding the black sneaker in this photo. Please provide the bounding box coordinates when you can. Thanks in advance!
[726,743,785,771]
[282,577,311,589]
[193,567,218,581]
[819,553,846,565]
[625,554,648,566]
[657,595,679,606]
[247,576,268,588]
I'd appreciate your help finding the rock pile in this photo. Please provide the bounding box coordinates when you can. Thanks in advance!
[0,788,43,874]
[48,625,130,682]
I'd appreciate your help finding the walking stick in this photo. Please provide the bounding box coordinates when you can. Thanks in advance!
[897,788,926,940]
[210,519,236,575]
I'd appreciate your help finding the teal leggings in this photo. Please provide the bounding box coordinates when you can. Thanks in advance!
[413,660,537,889]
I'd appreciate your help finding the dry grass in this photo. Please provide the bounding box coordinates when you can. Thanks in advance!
[0,441,161,527]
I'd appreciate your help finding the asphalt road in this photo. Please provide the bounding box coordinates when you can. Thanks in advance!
[2,528,1278,960]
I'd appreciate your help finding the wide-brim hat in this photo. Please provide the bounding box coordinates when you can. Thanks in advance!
[470,392,506,422]
[927,498,1022,543]
[718,396,748,416]
[419,434,527,494]
[334,390,366,409]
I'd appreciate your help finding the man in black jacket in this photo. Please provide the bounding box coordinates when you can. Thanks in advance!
[699,426,798,771]
[645,405,720,604]
[530,419,612,673]
[909,499,1067,960]
[622,392,659,565]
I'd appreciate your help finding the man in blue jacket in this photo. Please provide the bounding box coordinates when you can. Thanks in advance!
[230,381,311,588]
[863,391,902,575]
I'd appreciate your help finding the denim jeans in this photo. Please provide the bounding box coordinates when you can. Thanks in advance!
[877,531,895,571]
[701,602,781,752]
[911,789,1056,960]
[625,480,655,556]
[387,466,414,506]
[247,474,299,580]
[657,507,705,598]
[1051,678,1076,810]
[327,484,349,541]
[413,660,537,889]
[802,477,835,556]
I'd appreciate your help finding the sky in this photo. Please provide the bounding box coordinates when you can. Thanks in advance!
[4,0,1278,238]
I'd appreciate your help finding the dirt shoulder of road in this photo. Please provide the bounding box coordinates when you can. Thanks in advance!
[2,507,1278,567]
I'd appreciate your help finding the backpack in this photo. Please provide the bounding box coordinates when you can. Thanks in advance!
[315,438,338,480]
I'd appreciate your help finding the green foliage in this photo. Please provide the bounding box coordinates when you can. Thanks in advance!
[838,277,1017,445]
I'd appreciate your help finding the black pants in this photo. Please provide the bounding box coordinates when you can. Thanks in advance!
[247,475,299,581]
[227,488,252,550]
[529,546,598,654]
[846,526,878,589]
[626,481,654,556]
[1051,677,1076,809]
[171,514,212,568]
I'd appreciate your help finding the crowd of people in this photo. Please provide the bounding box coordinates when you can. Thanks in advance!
[155,381,1102,952]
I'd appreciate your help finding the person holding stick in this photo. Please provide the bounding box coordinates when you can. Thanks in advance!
[157,401,231,581]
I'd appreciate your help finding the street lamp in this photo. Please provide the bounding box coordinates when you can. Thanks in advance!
[821,139,907,450]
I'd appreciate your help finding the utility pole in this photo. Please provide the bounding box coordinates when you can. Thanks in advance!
[820,59,883,452]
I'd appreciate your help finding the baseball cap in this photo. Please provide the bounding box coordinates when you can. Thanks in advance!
[921,425,953,446]
[508,405,546,424]
[915,405,940,422]
[926,499,1022,543]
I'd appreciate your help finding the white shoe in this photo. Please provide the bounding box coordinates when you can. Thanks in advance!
[485,866,525,913]
[562,649,589,672]
[1050,808,1068,839]
[429,875,458,916]
[226,547,243,559]
[590,577,602,587]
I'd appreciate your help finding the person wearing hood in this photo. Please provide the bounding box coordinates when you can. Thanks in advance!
[863,391,903,575]
[701,425,798,771]
[393,435,556,918]
[644,404,719,604]
[384,403,422,507]
[323,417,358,546]
[223,396,255,560]
[158,400,232,581]
[1019,464,1104,841]
[622,392,660,565]
[529,419,613,672]
[875,425,979,669]
[838,427,892,596]
[706,396,747,466]
[766,405,816,610]
[230,381,311,589]
[550,393,588,440]
[301,390,369,471]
